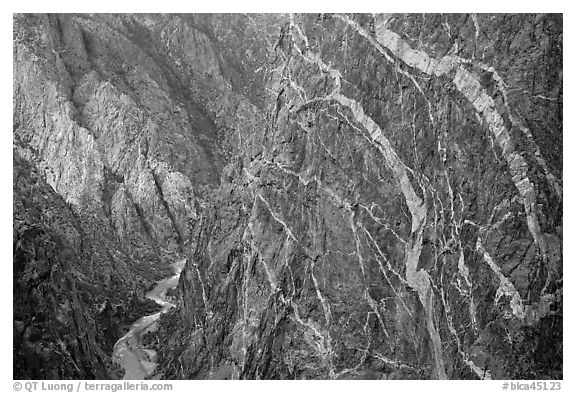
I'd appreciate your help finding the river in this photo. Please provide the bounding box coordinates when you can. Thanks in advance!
[112,259,186,380]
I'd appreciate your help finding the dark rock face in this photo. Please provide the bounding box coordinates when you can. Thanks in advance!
[14,13,562,380]
[13,153,163,379]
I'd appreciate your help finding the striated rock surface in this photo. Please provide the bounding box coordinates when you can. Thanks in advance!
[14,13,562,380]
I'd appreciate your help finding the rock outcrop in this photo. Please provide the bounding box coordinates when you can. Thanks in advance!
[14,13,562,380]
[13,152,163,379]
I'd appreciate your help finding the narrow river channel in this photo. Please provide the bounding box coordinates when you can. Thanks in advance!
[112,259,186,379]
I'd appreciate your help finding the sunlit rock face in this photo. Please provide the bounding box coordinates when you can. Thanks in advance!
[14,13,562,380]
[13,152,164,379]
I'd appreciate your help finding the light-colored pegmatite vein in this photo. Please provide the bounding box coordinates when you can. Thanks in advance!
[359,223,407,286]
[264,156,412,336]
[359,202,407,245]
[471,14,480,55]
[257,192,298,242]
[256,158,369,378]
[439,272,491,380]
[259,252,279,293]
[469,59,561,200]
[463,216,528,321]
[291,300,336,377]
[334,14,551,263]
[475,237,526,320]
[465,214,559,326]
[239,221,257,369]
[454,249,479,333]
[287,16,448,379]
[437,165,479,334]
[189,261,209,313]
[464,214,526,320]
[261,156,410,312]
[364,289,390,339]
[371,351,419,372]
[309,258,333,327]
[332,344,370,379]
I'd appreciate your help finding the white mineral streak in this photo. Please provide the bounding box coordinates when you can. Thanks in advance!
[240,222,257,369]
[476,238,526,319]
[291,301,336,377]
[336,14,549,261]
[310,258,333,326]
[471,61,562,200]
[257,193,298,242]
[289,15,448,379]
[458,248,479,333]
[259,254,279,291]
[471,14,480,52]
[439,273,491,380]
[457,219,555,327]
[190,262,209,312]
[261,156,412,323]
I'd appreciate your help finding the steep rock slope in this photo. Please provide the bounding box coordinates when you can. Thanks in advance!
[13,13,562,380]
[154,14,562,380]
[13,13,277,378]
[13,13,271,257]
[13,152,166,379]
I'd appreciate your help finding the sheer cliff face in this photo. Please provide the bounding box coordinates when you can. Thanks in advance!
[14,13,562,380]
[14,153,163,379]
[157,14,562,380]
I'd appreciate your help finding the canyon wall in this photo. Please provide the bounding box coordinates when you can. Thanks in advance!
[13,13,562,379]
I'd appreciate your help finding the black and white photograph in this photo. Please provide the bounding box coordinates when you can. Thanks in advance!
[10,5,565,385]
